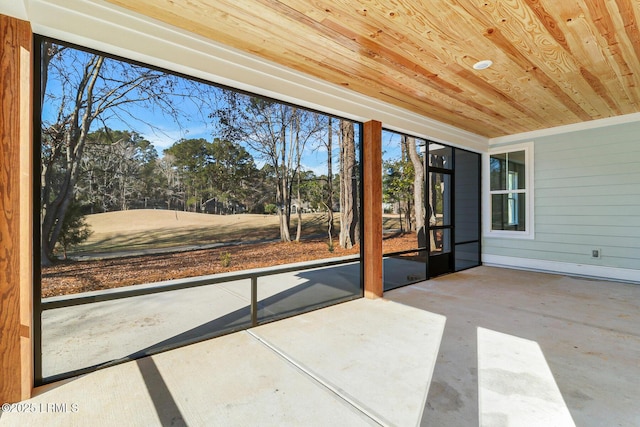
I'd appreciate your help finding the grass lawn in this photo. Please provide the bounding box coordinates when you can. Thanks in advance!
[43,209,417,297]
[73,209,332,255]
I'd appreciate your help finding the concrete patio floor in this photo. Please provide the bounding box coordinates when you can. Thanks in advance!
[3,297,445,426]
[1,266,638,426]
[386,266,640,427]
[40,257,424,378]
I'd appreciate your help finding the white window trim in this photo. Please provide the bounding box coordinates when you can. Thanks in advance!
[483,141,535,239]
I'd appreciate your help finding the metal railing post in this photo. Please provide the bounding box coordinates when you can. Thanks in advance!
[251,276,258,326]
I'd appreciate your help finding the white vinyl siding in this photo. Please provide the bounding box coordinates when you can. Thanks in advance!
[484,120,640,274]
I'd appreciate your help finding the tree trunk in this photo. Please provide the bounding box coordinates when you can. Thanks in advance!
[406,136,426,247]
[429,171,438,252]
[277,114,292,242]
[295,185,302,242]
[339,120,358,249]
[326,117,334,236]
[278,205,291,241]
[40,55,105,265]
[293,112,304,242]
[325,204,334,250]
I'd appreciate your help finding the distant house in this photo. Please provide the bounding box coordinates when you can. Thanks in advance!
[291,198,311,214]
[382,202,399,214]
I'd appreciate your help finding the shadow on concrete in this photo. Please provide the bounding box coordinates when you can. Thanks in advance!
[123,262,362,360]
[137,356,187,427]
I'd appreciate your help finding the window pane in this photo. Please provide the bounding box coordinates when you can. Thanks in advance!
[381,130,426,253]
[258,263,362,323]
[429,173,451,226]
[490,153,507,191]
[491,150,526,191]
[383,250,427,291]
[454,242,480,271]
[429,143,452,169]
[430,228,451,254]
[454,149,480,243]
[507,150,526,190]
[491,193,526,231]
[43,280,253,378]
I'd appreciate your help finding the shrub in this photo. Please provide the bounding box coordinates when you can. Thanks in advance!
[55,200,92,260]
[264,203,278,214]
[220,252,232,267]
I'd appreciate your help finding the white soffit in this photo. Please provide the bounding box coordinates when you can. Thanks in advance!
[20,0,488,152]
[0,0,28,20]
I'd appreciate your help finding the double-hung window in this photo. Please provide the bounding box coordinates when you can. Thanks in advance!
[486,142,534,238]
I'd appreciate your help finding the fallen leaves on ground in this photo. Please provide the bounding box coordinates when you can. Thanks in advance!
[42,233,419,298]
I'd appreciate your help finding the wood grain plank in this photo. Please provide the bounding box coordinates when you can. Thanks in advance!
[580,0,640,106]
[467,0,611,118]
[547,1,634,114]
[0,14,31,404]
[19,39,33,400]
[619,0,640,61]
[315,0,546,129]
[232,0,525,132]
[319,18,525,125]
[609,0,640,106]
[237,0,541,133]
[100,0,640,137]
[525,0,623,114]
[362,120,382,299]
[106,0,521,135]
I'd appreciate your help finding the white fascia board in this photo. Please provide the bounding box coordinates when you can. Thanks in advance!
[27,0,488,152]
[489,112,640,146]
[0,0,29,20]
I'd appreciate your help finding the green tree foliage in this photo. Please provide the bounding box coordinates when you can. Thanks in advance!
[264,203,278,214]
[164,137,262,214]
[296,170,325,212]
[208,138,263,213]
[164,138,210,211]
[55,200,92,260]
[383,158,415,233]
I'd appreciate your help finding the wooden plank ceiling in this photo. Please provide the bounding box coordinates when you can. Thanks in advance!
[104,0,640,138]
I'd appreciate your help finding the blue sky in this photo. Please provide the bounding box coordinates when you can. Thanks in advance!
[41,40,404,175]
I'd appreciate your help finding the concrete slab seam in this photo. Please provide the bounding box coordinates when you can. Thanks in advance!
[246,330,389,426]
[212,281,253,304]
[411,315,446,427]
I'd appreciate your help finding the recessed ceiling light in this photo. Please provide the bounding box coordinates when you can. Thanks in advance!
[473,60,493,70]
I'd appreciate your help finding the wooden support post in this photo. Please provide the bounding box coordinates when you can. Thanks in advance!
[362,120,383,298]
[0,14,33,403]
